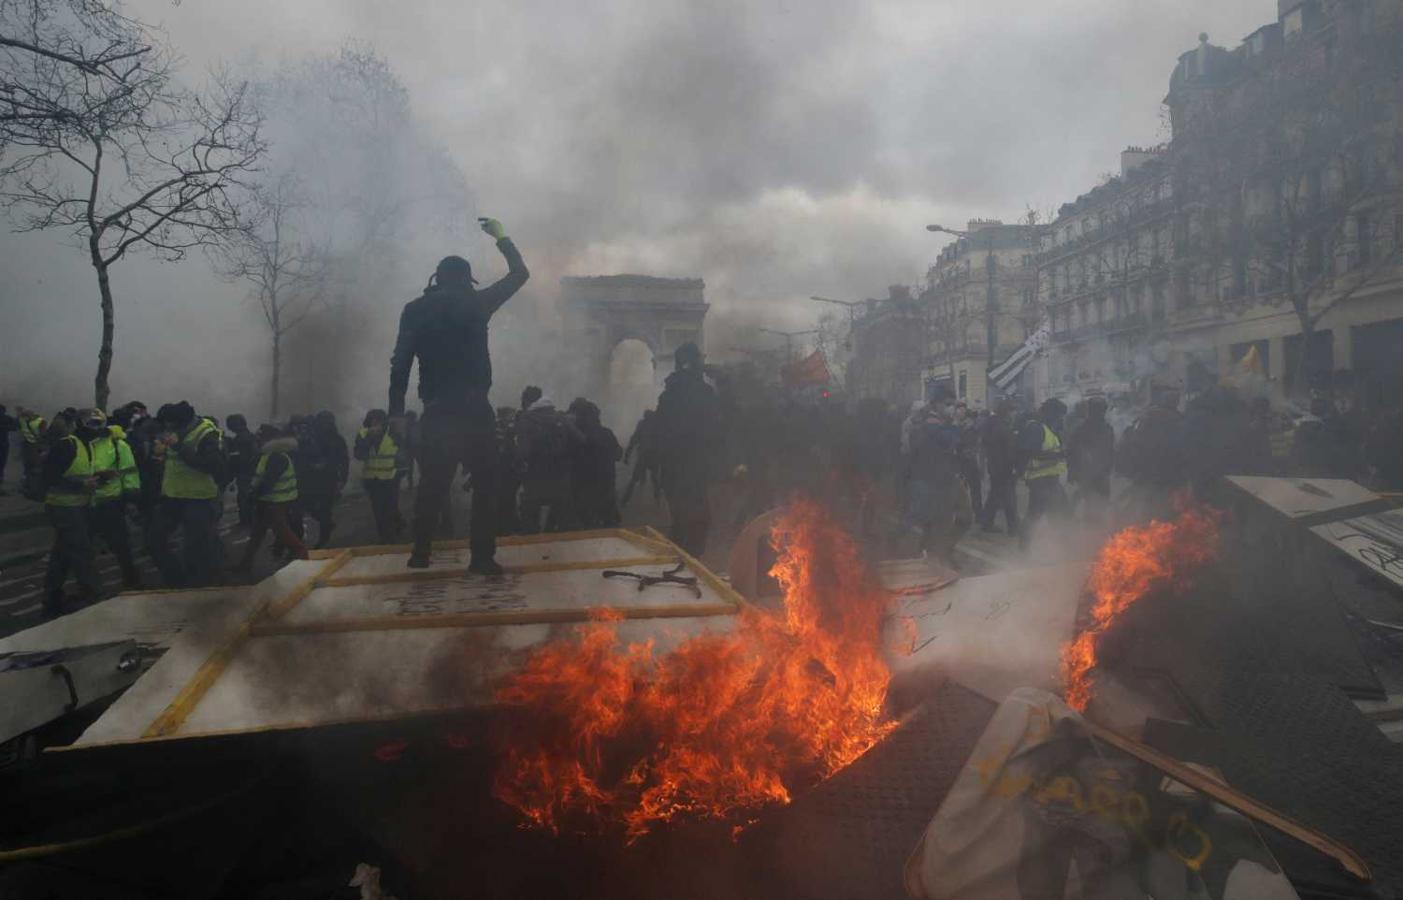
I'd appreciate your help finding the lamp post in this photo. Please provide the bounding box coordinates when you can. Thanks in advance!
[758,327,819,363]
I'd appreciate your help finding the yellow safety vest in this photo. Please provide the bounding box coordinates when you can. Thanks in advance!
[1025,424,1068,481]
[254,450,298,503]
[19,415,45,445]
[89,428,139,503]
[358,428,398,481]
[161,418,220,500]
[45,435,93,507]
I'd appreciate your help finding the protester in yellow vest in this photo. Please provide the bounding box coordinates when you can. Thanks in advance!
[354,409,403,542]
[83,409,142,589]
[40,412,102,617]
[17,406,47,499]
[1017,398,1069,548]
[234,424,308,572]
[149,402,226,587]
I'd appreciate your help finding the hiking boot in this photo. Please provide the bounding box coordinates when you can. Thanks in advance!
[407,548,431,569]
[468,557,504,578]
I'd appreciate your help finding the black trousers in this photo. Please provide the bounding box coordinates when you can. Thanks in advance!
[415,400,498,560]
[90,500,140,587]
[364,478,401,543]
[662,469,711,557]
[302,483,337,548]
[958,456,984,521]
[45,505,102,611]
[150,497,222,587]
[234,474,254,527]
[1021,476,1067,547]
[981,472,1019,532]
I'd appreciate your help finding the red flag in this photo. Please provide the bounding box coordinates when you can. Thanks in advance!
[782,350,832,388]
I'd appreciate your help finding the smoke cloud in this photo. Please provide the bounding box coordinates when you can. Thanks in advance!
[0,0,1274,420]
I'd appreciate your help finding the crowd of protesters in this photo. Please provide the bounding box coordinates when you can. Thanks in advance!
[6,360,1403,617]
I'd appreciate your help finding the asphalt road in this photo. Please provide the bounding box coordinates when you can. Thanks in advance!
[0,486,383,641]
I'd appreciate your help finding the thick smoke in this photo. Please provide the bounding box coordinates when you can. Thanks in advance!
[0,0,1273,419]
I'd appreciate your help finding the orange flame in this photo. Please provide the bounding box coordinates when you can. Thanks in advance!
[491,500,896,839]
[1060,497,1221,712]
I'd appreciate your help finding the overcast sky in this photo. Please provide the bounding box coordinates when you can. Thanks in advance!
[0,0,1274,413]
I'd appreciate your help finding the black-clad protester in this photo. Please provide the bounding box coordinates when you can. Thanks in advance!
[654,342,723,556]
[388,217,529,572]
[302,410,349,549]
[1066,396,1115,521]
[569,398,622,527]
[225,413,258,528]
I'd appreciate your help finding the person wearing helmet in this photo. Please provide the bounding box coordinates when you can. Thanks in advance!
[388,216,529,573]
[83,408,142,589]
[653,342,723,555]
[41,410,102,616]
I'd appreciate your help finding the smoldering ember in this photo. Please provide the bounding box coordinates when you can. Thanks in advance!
[2,1,1403,899]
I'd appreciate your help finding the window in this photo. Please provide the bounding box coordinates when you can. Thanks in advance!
[958,370,968,399]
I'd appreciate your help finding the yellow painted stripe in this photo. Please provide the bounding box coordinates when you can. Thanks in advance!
[319,555,679,587]
[141,552,354,738]
[264,550,354,619]
[250,600,740,637]
[643,525,749,610]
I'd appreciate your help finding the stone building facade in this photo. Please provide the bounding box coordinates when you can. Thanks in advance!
[921,219,1041,407]
[845,286,927,409]
[1033,0,1403,406]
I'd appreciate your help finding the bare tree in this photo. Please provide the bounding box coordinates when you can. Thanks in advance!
[211,175,326,418]
[1175,12,1403,392]
[0,1,264,409]
[0,0,150,136]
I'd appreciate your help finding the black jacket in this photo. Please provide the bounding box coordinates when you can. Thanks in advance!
[388,238,529,416]
[654,367,722,479]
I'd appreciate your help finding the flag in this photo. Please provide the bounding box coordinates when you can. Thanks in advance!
[782,349,832,388]
[987,319,1050,392]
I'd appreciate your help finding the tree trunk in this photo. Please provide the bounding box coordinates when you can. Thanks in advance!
[91,242,115,411]
[271,329,281,420]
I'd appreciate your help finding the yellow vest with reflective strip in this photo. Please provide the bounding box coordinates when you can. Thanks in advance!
[161,418,220,500]
[89,429,140,503]
[254,450,298,502]
[358,428,399,481]
[45,436,93,507]
[1025,424,1068,481]
[19,415,45,445]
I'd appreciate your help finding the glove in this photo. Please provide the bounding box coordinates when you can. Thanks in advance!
[478,217,507,240]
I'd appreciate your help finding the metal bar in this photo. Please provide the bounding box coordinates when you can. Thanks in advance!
[141,552,354,739]
[249,600,740,637]
[1081,717,1371,882]
[314,528,665,560]
[643,525,749,610]
[320,555,679,587]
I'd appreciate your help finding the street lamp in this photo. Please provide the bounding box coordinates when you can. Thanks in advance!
[925,224,969,237]
[759,326,819,362]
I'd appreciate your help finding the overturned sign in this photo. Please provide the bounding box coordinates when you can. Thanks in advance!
[66,528,744,748]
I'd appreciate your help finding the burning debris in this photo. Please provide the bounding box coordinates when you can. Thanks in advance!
[491,500,897,839]
[1060,497,1222,712]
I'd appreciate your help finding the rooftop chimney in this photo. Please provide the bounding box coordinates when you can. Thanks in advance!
[1120,146,1163,177]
